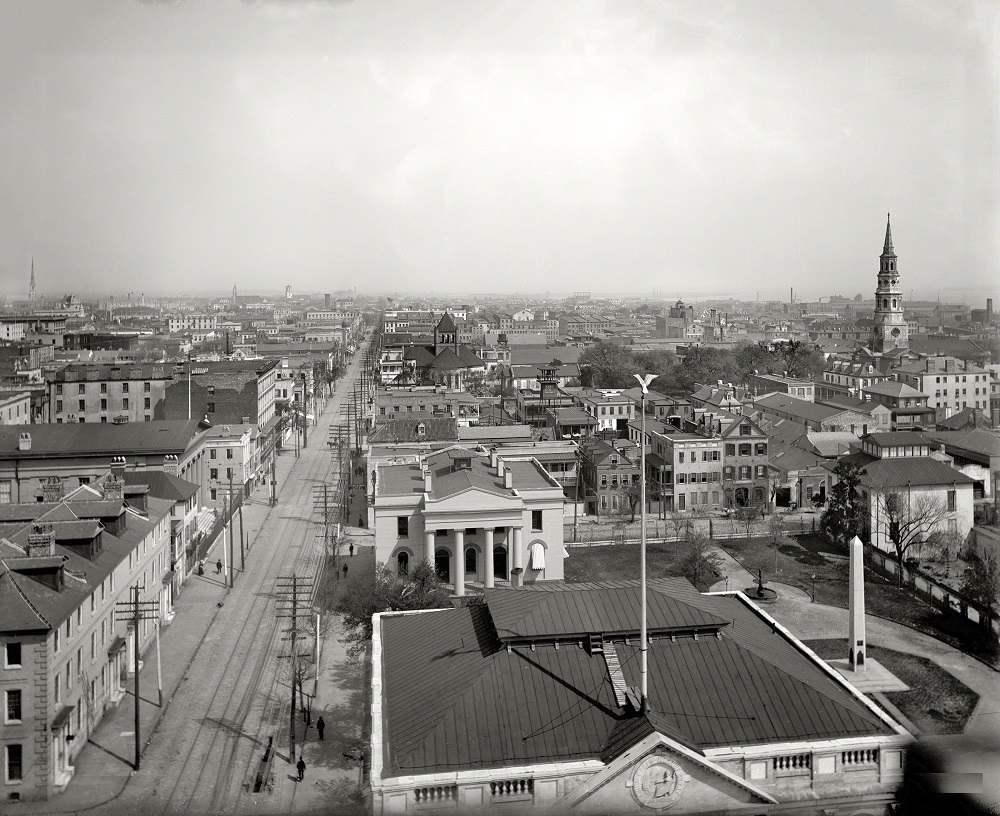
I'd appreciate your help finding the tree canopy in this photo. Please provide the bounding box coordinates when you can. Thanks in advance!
[579,339,824,393]
[821,462,867,545]
[334,560,452,660]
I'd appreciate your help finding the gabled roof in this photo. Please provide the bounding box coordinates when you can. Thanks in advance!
[755,393,843,423]
[859,457,975,488]
[484,579,730,641]
[122,471,200,502]
[435,312,457,333]
[368,418,459,445]
[378,583,896,776]
[863,380,927,398]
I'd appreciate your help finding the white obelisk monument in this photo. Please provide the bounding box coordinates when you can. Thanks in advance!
[848,534,866,671]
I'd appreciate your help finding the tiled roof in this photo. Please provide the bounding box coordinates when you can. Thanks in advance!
[378,584,894,775]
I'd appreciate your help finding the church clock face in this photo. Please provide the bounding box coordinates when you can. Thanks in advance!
[630,755,689,810]
[891,327,901,337]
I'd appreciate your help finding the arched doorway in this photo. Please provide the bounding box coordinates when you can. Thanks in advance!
[493,546,508,580]
[396,551,410,576]
[435,548,450,583]
[735,487,750,507]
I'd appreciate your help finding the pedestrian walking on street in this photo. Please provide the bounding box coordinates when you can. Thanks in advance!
[317,717,325,741]
[343,563,349,578]
[358,515,364,527]
[349,543,354,557]
[296,757,306,781]
[216,559,222,575]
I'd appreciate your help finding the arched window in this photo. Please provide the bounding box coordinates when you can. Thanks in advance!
[397,551,409,575]
[465,547,477,574]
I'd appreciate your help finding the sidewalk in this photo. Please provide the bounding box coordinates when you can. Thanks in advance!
[11,438,303,815]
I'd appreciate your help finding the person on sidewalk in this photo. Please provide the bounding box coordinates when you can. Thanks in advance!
[296,756,306,781]
[317,717,325,741]
[343,563,349,578]
[216,558,223,575]
[349,543,354,557]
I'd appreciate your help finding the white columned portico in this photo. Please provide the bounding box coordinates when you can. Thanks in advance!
[511,526,523,586]
[424,530,434,565]
[483,527,495,588]
[453,529,465,596]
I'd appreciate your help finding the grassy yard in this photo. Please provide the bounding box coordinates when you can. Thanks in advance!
[803,638,979,736]
[565,539,721,592]
[719,533,1000,668]
[568,533,1000,668]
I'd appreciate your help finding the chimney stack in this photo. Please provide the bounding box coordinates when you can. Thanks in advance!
[18,431,31,451]
[496,457,504,478]
[324,293,331,309]
[162,454,179,476]
[41,476,64,503]
[27,524,56,557]
[423,468,432,492]
[110,456,127,478]
[503,467,513,489]
[103,475,125,502]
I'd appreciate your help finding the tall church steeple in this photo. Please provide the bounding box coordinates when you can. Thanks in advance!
[28,258,36,302]
[870,213,908,353]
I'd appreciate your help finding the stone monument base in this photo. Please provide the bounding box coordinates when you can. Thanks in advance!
[826,658,908,693]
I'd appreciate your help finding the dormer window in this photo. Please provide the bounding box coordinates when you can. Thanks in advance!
[453,456,472,471]
[416,422,426,438]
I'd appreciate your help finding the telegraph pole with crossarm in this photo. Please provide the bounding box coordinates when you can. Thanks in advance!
[276,574,314,763]
[114,585,159,771]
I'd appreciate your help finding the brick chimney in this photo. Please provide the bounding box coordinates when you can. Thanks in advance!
[18,431,31,451]
[27,524,56,557]
[41,476,64,503]
[110,456,127,479]
[103,476,125,502]
[503,467,513,489]
[163,454,179,476]
[423,467,432,492]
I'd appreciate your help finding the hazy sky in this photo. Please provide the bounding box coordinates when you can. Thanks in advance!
[0,0,996,301]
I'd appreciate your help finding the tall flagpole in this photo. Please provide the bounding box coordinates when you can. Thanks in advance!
[634,373,657,712]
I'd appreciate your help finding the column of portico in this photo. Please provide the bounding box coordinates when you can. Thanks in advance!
[453,529,465,597]
[511,526,523,586]
[424,530,434,565]
[484,528,495,588]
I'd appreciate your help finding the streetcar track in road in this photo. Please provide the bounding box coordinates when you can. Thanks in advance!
[130,350,366,815]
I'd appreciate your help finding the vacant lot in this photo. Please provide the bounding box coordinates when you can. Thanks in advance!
[803,638,979,735]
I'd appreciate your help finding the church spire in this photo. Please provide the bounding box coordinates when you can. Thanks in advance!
[29,257,36,302]
[882,212,894,256]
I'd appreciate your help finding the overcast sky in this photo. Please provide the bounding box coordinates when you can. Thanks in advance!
[0,0,996,302]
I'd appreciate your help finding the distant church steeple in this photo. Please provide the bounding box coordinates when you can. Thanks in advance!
[28,258,36,302]
[870,213,908,353]
[232,283,238,305]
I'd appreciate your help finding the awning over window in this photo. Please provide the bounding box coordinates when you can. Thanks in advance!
[161,569,175,586]
[107,635,127,656]
[51,704,75,730]
[529,541,546,571]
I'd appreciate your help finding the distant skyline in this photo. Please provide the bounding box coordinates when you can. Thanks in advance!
[1,1,996,302]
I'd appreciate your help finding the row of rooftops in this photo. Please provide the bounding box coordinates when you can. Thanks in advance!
[0,478,181,635]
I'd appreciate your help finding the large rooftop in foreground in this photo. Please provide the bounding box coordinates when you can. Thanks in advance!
[378,579,897,776]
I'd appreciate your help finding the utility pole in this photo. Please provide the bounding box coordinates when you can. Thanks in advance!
[276,574,314,763]
[114,585,159,771]
[301,372,308,449]
[227,475,236,587]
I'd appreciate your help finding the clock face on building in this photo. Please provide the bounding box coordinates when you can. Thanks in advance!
[630,755,689,810]
[891,328,901,337]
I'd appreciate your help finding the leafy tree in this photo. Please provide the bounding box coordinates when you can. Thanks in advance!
[821,462,866,545]
[961,549,1000,614]
[678,531,725,590]
[334,560,451,660]
[780,340,825,380]
[734,342,775,385]
[960,548,1000,652]
[578,342,639,388]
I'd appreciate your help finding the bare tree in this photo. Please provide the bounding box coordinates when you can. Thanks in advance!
[678,531,725,590]
[665,509,691,542]
[730,504,761,543]
[872,488,949,585]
